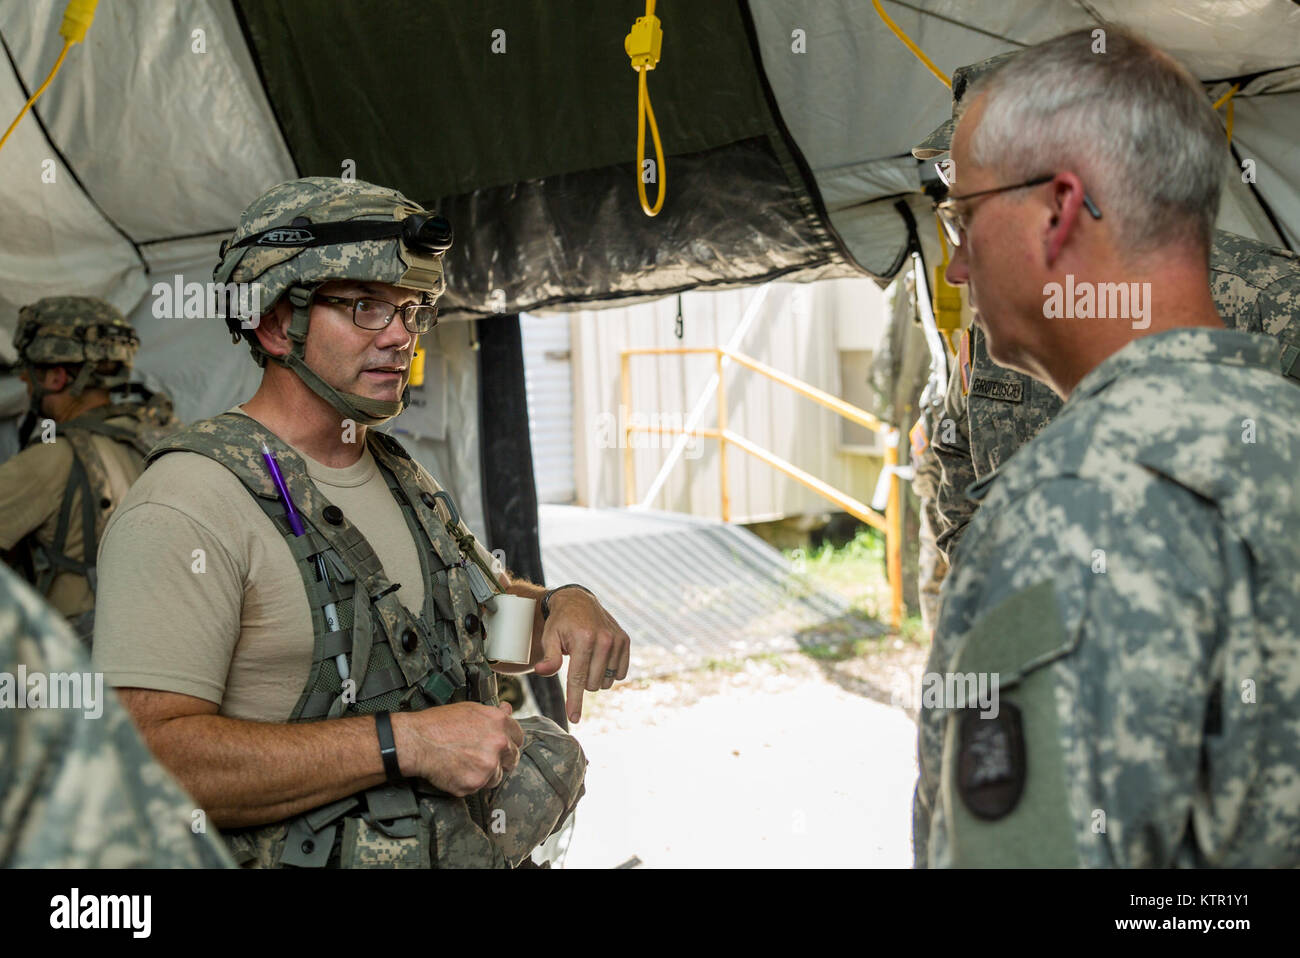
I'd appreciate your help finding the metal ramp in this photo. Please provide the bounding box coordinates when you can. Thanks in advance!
[539,505,886,677]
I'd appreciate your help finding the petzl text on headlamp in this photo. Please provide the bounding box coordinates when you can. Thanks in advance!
[225,213,454,256]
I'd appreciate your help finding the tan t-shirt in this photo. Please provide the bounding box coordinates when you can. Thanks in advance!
[0,418,146,618]
[93,409,497,722]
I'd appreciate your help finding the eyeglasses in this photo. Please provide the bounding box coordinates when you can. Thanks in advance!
[314,293,439,334]
[934,173,1102,247]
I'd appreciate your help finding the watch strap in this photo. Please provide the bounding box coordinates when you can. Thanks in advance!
[374,710,402,784]
[541,583,595,620]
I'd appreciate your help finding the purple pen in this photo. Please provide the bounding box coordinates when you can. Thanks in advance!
[261,443,305,536]
[261,443,349,680]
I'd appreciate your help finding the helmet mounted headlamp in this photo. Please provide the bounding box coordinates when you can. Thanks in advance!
[222,212,454,258]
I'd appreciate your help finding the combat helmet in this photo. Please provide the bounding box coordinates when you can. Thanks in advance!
[13,296,139,413]
[911,52,1019,160]
[213,177,454,425]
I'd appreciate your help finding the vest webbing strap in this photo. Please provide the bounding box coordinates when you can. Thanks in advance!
[38,443,98,594]
[145,413,482,721]
[30,404,161,598]
[299,666,408,716]
[146,413,501,865]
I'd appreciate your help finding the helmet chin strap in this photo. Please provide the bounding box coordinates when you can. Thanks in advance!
[280,296,408,427]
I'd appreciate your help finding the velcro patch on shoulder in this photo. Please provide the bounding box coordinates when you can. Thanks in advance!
[968,377,1024,403]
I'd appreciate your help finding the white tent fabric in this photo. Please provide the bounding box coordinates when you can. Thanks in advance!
[1,1,1297,536]
[749,0,1300,274]
[0,0,492,536]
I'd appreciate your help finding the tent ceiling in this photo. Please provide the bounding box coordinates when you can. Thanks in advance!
[750,0,1300,275]
[1,0,1297,367]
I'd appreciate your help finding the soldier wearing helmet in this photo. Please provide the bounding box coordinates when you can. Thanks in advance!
[0,296,177,644]
[93,177,627,868]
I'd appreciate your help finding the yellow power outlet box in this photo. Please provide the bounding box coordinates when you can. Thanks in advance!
[624,14,663,70]
[409,345,426,388]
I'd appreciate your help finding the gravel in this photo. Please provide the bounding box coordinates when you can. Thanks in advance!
[557,641,927,868]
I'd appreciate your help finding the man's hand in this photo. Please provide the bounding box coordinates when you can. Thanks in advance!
[532,589,631,724]
[393,701,524,797]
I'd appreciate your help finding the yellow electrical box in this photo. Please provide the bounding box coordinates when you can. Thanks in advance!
[933,267,964,354]
[409,345,426,388]
[624,15,663,70]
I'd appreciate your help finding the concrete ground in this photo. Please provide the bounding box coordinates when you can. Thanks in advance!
[556,645,924,868]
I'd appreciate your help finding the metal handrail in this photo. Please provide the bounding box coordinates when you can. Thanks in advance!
[619,346,904,629]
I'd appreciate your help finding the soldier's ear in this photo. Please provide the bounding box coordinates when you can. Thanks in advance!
[44,365,72,392]
[252,299,294,358]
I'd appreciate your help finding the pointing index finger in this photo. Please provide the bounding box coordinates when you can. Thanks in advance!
[566,637,594,723]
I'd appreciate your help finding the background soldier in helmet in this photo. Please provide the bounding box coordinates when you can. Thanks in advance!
[94,177,628,868]
[0,297,177,646]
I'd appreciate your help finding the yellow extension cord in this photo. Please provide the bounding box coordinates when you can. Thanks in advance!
[626,0,666,216]
[870,0,1247,336]
[872,0,950,90]
[0,0,98,155]
[871,0,958,328]
[1213,83,1239,144]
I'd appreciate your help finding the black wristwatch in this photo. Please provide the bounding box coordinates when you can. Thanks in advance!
[374,711,403,784]
[541,583,595,620]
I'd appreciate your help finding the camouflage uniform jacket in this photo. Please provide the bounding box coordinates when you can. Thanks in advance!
[917,328,1300,867]
[0,562,234,867]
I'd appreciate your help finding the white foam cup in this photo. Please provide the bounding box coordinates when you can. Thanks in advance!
[482,594,536,664]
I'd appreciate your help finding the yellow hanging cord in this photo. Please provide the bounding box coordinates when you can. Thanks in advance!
[1211,84,1239,110]
[872,0,950,90]
[625,0,666,216]
[0,0,99,155]
[1212,83,1239,146]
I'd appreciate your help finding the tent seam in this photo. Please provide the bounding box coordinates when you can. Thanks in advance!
[0,29,147,272]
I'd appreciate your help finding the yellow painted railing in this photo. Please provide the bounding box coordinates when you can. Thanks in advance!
[620,346,905,629]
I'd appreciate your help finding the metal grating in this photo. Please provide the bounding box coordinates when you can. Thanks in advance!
[539,505,884,677]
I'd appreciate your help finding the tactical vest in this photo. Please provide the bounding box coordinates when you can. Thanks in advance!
[23,391,177,645]
[147,412,516,868]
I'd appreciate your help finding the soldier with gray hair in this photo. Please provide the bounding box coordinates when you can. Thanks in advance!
[0,297,177,645]
[915,58,1300,574]
[914,28,1300,867]
[94,177,627,867]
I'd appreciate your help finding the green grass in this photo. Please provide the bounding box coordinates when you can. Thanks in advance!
[781,528,931,651]
[799,636,882,662]
[782,528,886,619]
